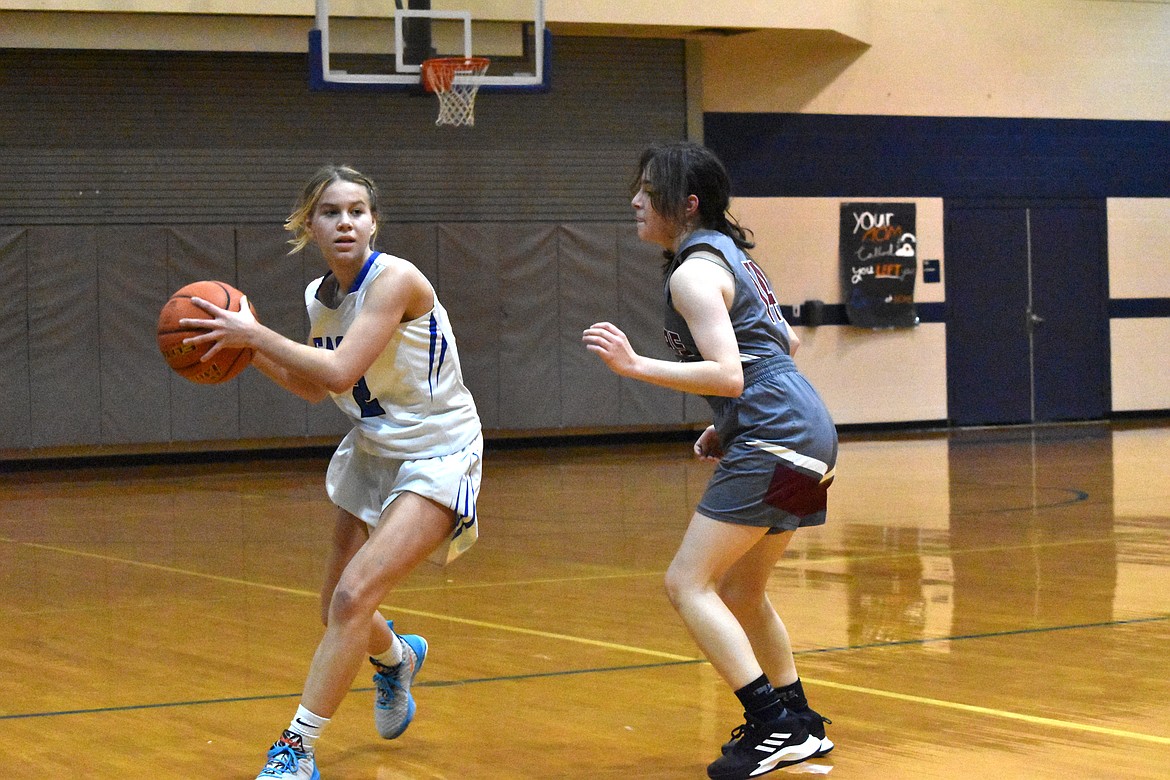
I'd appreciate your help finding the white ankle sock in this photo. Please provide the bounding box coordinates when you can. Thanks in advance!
[371,631,404,667]
[288,705,330,751]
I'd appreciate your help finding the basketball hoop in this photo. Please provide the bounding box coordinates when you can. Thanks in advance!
[421,56,490,127]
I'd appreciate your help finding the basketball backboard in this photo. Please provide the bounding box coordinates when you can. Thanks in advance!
[310,0,548,92]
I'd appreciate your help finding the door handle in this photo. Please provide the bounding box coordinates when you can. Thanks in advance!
[1028,311,1045,326]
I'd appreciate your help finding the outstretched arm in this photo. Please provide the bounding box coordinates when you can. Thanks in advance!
[250,351,330,403]
[182,260,431,400]
[582,259,743,397]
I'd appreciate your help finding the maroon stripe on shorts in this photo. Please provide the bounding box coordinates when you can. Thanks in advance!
[764,464,832,517]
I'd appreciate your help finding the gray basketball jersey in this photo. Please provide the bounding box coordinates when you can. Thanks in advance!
[662,231,838,529]
[663,229,792,365]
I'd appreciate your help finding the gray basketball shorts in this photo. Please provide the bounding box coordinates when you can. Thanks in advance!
[698,356,837,532]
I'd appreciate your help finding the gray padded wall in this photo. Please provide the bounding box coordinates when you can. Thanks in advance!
[0,37,705,456]
[29,227,102,448]
[0,38,686,225]
[99,226,170,445]
[0,230,31,449]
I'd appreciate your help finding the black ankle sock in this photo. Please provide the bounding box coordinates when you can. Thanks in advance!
[775,678,809,711]
[734,674,787,723]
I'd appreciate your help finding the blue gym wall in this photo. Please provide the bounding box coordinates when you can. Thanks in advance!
[706,111,1170,326]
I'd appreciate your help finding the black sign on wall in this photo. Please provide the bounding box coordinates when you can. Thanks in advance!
[840,202,918,328]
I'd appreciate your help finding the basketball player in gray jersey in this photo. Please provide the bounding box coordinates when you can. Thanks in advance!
[584,142,837,779]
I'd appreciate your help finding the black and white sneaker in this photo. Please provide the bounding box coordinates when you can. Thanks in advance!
[707,712,821,779]
[800,708,834,757]
[722,707,834,758]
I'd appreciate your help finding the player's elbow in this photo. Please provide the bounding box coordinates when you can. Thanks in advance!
[314,362,359,394]
[324,373,360,395]
[302,387,331,404]
[711,368,744,398]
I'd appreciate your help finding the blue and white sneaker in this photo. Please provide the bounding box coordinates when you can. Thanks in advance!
[256,730,320,780]
[371,620,428,739]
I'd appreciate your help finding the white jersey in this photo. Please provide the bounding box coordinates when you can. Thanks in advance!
[306,252,481,460]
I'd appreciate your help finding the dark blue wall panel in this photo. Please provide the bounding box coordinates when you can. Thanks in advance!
[705,113,1170,199]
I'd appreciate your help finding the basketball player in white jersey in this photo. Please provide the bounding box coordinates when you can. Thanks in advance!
[183,165,482,780]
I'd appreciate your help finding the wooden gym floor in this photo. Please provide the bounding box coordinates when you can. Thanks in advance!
[3,420,1169,779]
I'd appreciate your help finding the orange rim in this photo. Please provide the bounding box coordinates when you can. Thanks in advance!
[421,56,490,93]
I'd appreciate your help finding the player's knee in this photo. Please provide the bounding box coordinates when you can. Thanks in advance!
[663,562,700,609]
[327,582,375,625]
[717,578,763,616]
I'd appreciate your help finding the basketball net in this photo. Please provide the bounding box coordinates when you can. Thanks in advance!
[421,56,490,127]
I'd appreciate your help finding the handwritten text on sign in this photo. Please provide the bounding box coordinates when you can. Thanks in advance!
[840,203,918,328]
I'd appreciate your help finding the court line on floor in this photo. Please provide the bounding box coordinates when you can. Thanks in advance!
[0,538,691,661]
[6,650,1170,747]
[5,537,1169,746]
[3,533,1135,598]
[0,660,706,721]
[798,614,1170,655]
[801,677,1170,746]
[5,536,1162,655]
[945,484,1089,514]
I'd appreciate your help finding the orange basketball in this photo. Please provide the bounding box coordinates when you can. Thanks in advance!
[157,280,256,385]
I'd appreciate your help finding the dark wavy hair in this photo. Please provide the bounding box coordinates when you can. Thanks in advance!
[632,141,754,251]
